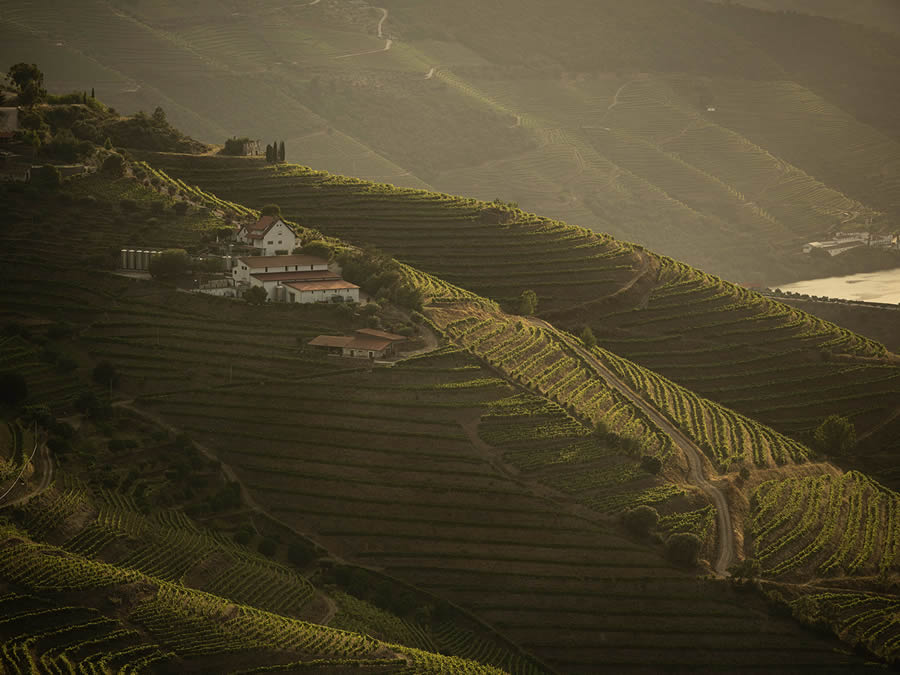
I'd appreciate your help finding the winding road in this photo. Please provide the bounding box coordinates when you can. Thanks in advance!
[532,320,735,575]
[334,7,392,59]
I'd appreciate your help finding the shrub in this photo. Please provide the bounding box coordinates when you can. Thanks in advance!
[172,201,189,216]
[666,532,702,567]
[518,289,538,315]
[287,541,316,567]
[148,249,189,280]
[260,204,281,217]
[623,505,659,536]
[581,325,597,349]
[244,286,268,305]
[812,415,856,456]
[0,371,28,408]
[100,153,126,177]
[258,538,277,557]
[92,360,119,388]
[640,454,662,474]
[300,239,334,261]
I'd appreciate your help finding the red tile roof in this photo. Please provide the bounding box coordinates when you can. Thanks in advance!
[250,270,340,282]
[248,215,278,232]
[355,328,406,341]
[309,335,354,348]
[239,254,327,268]
[345,336,392,351]
[284,280,360,292]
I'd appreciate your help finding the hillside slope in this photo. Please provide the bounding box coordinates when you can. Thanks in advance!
[3,0,900,281]
[1,157,890,671]
[143,154,900,489]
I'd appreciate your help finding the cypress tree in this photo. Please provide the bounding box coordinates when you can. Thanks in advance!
[91,87,95,98]
[278,140,285,162]
[265,144,273,162]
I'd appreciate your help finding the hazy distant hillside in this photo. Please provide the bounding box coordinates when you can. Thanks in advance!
[2,0,899,282]
[705,0,900,35]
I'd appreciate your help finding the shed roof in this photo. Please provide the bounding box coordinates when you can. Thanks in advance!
[238,254,326,268]
[355,328,406,341]
[250,270,340,283]
[309,335,354,348]
[285,280,360,292]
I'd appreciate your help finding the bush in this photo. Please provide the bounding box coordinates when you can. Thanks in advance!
[580,325,597,349]
[666,532,702,567]
[260,204,281,217]
[148,249,190,280]
[623,505,659,536]
[172,201,189,216]
[0,371,28,408]
[812,415,856,457]
[233,525,253,546]
[258,538,277,557]
[92,360,119,388]
[640,454,662,474]
[518,289,538,315]
[300,239,334,261]
[100,153,126,177]
[287,541,316,567]
[244,286,268,305]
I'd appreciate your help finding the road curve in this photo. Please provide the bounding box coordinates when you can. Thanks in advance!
[532,319,735,575]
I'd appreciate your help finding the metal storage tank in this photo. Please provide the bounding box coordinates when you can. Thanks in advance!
[120,249,127,269]
[126,249,136,269]
[139,250,150,270]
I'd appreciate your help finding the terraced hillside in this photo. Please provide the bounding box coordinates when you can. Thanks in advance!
[5,0,900,280]
[1,170,881,672]
[0,525,509,673]
[144,155,900,485]
[749,471,900,581]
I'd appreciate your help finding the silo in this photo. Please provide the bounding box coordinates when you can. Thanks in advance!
[120,249,127,269]
[126,249,136,269]
[139,250,150,270]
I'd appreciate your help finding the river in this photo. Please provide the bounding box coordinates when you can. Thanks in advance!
[776,268,900,304]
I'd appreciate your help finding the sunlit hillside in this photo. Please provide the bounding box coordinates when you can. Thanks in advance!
[2,0,899,281]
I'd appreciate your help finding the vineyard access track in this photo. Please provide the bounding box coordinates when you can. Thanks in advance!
[531,319,735,575]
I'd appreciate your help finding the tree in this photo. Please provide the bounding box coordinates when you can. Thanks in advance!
[101,153,126,177]
[300,239,334,261]
[260,204,281,217]
[30,165,61,190]
[518,289,538,315]
[0,371,28,409]
[666,532,702,567]
[580,325,597,349]
[92,360,119,389]
[151,106,167,126]
[728,557,761,581]
[91,87,95,98]
[278,140,285,162]
[265,144,273,162]
[244,286,268,305]
[623,505,659,536]
[148,249,190,280]
[7,63,43,93]
[640,454,662,474]
[812,415,856,456]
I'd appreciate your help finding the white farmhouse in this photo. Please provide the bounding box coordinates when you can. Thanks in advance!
[232,254,359,303]
[232,254,330,284]
[235,215,297,256]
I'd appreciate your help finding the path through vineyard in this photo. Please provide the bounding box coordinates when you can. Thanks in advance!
[532,319,736,575]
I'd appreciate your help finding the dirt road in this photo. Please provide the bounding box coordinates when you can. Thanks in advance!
[531,320,735,575]
[334,7,392,59]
